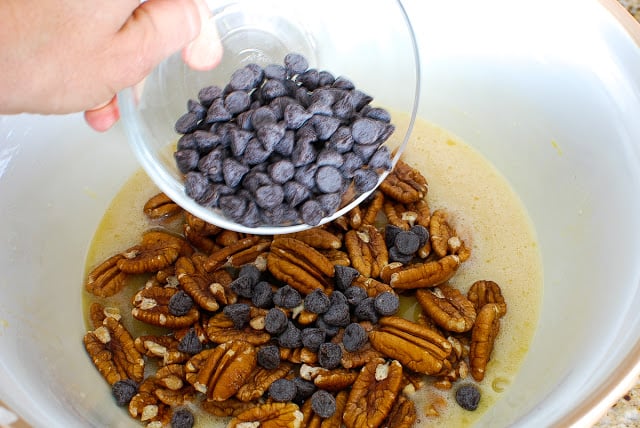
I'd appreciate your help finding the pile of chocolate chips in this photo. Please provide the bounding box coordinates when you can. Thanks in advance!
[173,53,394,227]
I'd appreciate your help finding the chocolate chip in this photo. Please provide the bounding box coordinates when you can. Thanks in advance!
[315,166,343,194]
[205,98,232,123]
[265,308,289,335]
[389,245,414,264]
[224,90,250,115]
[258,344,281,370]
[304,289,331,314]
[269,378,297,402]
[311,390,336,418]
[178,328,203,354]
[385,224,403,248]
[198,85,223,107]
[368,146,393,170]
[354,297,379,323]
[251,106,278,129]
[351,117,382,145]
[300,200,324,226]
[284,53,309,75]
[343,322,368,352]
[411,225,429,246]
[318,342,342,369]
[222,158,250,188]
[252,281,274,308]
[168,290,194,317]
[230,275,254,299]
[322,302,350,327]
[353,168,379,193]
[293,377,316,402]
[394,230,421,255]
[456,384,481,411]
[174,149,199,173]
[334,265,360,291]
[112,379,138,406]
[344,286,367,307]
[278,321,303,348]
[171,408,195,428]
[255,185,285,210]
[257,122,286,151]
[268,159,295,184]
[284,103,312,129]
[175,112,200,134]
[264,64,287,80]
[283,181,311,207]
[374,291,400,316]
[230,66,262,91]
[223,303,251,329]
[272,285,302,309]
[301,327,325,352]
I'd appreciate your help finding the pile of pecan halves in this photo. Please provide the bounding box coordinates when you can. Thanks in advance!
[83,159,508,428]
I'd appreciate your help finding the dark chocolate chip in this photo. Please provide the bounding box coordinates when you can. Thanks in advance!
[272,285,302,309]
[343,322,368,352]
[223,303,251,329]
[171,408,195,428]
[269,378,297,402]
[178,328,203,354]
[318,342,342,369]
[334,265,360,291]
[252,281,274,308]
[265,308,289,335]
[456,384,481,411]
[112,379,138,407]
[374,291,400,316]
[304,289,331,314]
[257,344,281,370]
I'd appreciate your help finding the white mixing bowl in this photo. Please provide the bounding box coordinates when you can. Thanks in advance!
[1,0,640,426]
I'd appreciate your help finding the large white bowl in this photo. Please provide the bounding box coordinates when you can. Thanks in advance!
[1,0,640,426]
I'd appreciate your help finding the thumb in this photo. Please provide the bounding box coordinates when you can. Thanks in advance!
[111,0,205,86]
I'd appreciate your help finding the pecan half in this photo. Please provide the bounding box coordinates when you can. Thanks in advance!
[236,362,293,402]
[416,285,477,333]
[345,225,388,278]
[83,316,144,385]
[469,303,502,381]
[132,286,200,328]
[369,316,452,375]
[143,192,183,221]
[202,397,255,417]
[343,358,403,428]
[429,210,471,262]
[204,235,262,271]
[267,238,334,294]
[228,402,303,428]
[468,280,507,317]
[360,190,385,226]
[379,159,428,204]
[88,302,121,329]
[312,367,359,392]
[205,312,271,346]
[128,378,172,424]
[281,228,342,250]
[389,255,460,289]
[352,276,394,298]
[185,340,257,401]
[85,254,128,297]
[320,249,351,267]
[175,256,227,312]
[134,335,190,366]
[384,394,417,428]
[118,231,190,274]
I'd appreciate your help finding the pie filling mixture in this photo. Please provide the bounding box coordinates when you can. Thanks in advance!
[82,56,542,428]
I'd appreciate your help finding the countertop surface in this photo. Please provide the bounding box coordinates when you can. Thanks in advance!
[1,2,640,428]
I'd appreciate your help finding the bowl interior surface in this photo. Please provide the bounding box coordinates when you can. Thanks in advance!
[120,0,421,234]
[1,1,640,427]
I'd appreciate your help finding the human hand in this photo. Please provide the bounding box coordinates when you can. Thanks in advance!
[0,0,222,131]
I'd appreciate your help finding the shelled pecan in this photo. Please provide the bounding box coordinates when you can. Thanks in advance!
[143,192,183,221]
[185,340,257,401]
[343,358,403,428]
[345,225,388,278]
[416,285,477,333]
[369,316,452,375]
[83,316,144,385]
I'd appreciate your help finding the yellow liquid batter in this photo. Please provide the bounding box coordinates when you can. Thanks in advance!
[83,117,543,427]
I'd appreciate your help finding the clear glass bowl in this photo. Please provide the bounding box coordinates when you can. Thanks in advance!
[119,0,420,234]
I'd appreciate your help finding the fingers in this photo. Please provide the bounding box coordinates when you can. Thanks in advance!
[111,0,204,86]
[84,96,120,132]
[182,0,223,71]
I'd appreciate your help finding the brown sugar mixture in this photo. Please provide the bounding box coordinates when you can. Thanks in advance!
[81,117,542,427]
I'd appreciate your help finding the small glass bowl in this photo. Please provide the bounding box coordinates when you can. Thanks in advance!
[119,0,420,234]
